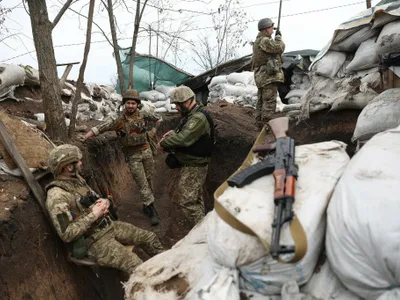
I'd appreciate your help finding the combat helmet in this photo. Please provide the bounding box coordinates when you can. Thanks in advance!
[170,86,195,104]
[122,89,141,104]
[48,144,82,176]
[258,18,274,31]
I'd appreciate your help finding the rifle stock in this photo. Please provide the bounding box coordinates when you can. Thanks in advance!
[268,117,289,139]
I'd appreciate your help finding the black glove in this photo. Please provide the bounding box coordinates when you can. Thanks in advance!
[275,29,282,37]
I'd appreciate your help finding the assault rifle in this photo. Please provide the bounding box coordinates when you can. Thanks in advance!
[80,190,118,221]
[227,117,297,259]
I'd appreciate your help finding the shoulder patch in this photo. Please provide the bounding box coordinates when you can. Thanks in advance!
[187,120,196,129]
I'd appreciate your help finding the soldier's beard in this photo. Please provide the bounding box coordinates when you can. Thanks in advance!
[125,107,136,115]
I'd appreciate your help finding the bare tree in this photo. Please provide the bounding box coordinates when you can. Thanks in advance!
[26,0,74,142]
[68,0,96,138]
[128,0,148,89]
[192,0,248,72]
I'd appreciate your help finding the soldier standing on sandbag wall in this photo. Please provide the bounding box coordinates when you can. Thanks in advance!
[45,144,165,274]
[82,89,161,226]
[252,17,285,130]
[158,86,214,227]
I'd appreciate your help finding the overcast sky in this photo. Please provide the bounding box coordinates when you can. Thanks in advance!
[0,0,380,86]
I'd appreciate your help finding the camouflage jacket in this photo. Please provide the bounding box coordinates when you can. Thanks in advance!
[45,175,111,244]
[90,109,161,153]
[160,105,211,167]
[252,32,285,88]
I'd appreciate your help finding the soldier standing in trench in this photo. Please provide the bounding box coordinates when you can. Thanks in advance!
[82,89,161,226]
[158,86,214,227]
[252,17,285,130]
[45,144,165,274]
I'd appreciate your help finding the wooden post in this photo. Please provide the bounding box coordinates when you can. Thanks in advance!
[366,0,371,8]
[0,118,48,217]
[57,61,80,88]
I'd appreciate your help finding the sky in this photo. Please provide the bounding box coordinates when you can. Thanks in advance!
[0,0,381,86]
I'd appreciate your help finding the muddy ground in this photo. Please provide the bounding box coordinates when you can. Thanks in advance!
[0,87,360,300]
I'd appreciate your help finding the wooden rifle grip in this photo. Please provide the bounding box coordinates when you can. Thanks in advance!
[273,169,286,198]
[285,175,296,198]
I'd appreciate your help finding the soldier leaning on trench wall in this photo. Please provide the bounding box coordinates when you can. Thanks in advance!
[252,17,286,130]
[45,144,165,274]
[82,89,162,226]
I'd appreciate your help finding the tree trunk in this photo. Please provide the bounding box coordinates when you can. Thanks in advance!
[68,0,96,138]
[128,0,142,90]
[106,0,125,94]
[27,0,68,142]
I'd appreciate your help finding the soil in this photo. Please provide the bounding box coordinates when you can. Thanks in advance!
[0,86,361,299]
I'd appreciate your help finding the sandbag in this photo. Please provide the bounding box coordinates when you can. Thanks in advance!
[330,25,380,52]
[285,89,306,100]
[155,107,167,113]
[155,85,175,97]
[223,84,258,97]
[209,75,228,87]
[352,88,400,141]
[226,71,255,86]
[326,126,400,300]
[153,100,167,108]
[312,51,347,78]
[140,100,156,114]
[0,64,26,100]
[139,90,167,102]
[330,90,377,111]
[208,141,350,295]
[376,20,400,54]
[359,71,381,92]
[372,12,400,29]
[346,38,379,72]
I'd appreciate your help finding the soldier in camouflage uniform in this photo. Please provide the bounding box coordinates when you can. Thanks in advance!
[158,86,214,227]
[84,89,161,225]
[45,144,165,274]
[252,17,285,130]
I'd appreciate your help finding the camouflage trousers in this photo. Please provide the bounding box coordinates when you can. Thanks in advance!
[255,83,284,130]
[126,148,155,206]
[175,165,208,226]
[87,221,164,274]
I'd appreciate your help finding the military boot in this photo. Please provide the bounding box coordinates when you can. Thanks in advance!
[143,203,160,226]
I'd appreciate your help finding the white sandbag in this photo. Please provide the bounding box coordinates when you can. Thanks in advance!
[0,64,26,99]
[346,38,379,72]
[226,71,255,86]
[352,88,400,141]
[208,141,350,295]
[326,126,400,300]
[223,84,258,97]
[291,73,303,85]
[24,66,40,86]
[155,85,175,98]
[86,83,102,97]
[330,90,377,111]
[376,20,400,54]
[140,100,156,114]
[359,71,381,92]
[77,103,90,112]
[209,75,228,88]
[285,89,306,100]
[372,12,400,29]
[139,90,167,102]
[301,258,362,299]
[377,290,400,300]
[155,107,168,113]
[153,100,167,108]
[288,97,301,105]
[330,25,380,52]
[312,51,347,78]
[355,66,379,78]
[110,92,122,103]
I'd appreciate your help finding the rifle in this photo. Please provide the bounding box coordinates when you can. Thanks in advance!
[227,117,297,259]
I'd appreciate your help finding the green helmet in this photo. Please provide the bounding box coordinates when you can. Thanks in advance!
[258,18,274,31]
[122,89,141,105]
[48,144,82,176]
[170,86,195,104]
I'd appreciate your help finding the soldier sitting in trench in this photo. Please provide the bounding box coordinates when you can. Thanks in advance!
[45,144,165,274]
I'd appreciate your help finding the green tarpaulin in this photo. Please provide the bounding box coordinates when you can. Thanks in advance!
[117,48,193,93]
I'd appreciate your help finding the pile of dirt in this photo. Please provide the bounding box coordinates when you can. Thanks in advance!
[0,92,361,299]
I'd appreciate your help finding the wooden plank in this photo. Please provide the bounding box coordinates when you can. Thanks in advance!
[59,64,74,88]
[0,118,48,217]
[56,62,80,67]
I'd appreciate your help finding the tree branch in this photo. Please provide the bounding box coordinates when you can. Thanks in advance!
[52,0,74,28]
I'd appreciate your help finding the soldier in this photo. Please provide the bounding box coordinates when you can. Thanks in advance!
[45,144,165,274]
[158,86,214,227]
[252,17,285,130]
[83,89,161,226]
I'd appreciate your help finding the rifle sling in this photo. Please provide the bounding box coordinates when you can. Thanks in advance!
[213,125,307,264]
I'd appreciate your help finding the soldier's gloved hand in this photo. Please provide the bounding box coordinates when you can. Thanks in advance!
[92,201,109,219]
